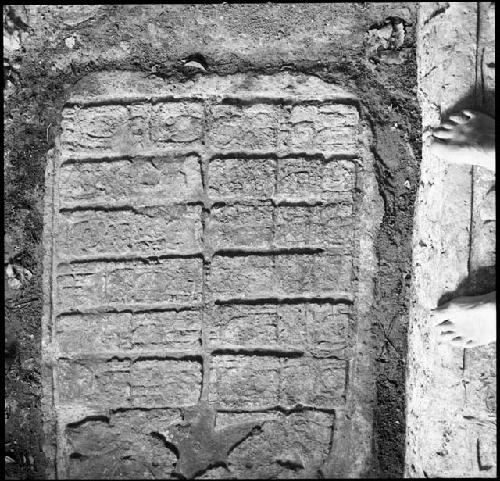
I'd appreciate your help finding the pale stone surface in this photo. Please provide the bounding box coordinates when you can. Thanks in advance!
[65,409,182,479]
[56,310,202,354]
[42,72,382,478]
[58,205,203,259]
[56,259,203,312]
[406,2,496,478]
[207,303,350,356]
[59,155,203,208]
[209,253,353,301]
[219,410,334,479]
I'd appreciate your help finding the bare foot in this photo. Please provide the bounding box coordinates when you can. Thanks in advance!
[431,291,496,348]
[428,109,496,172]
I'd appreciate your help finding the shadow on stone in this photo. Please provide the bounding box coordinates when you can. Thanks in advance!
[440,87,496,119]
[437,265,496,307]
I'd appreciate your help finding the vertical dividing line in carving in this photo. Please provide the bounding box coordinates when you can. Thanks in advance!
[467,166,474,278]
[475,2,481,101]
[200,100,211,401]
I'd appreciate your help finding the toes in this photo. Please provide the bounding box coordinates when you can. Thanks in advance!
[438,331,457,342]
[461,109,476,119]
[432,128,455,139]
[435,319,453,327]
[440,122,456,129]
[448,113,470,124]
[450,336,469,348]
[440,330,455,336]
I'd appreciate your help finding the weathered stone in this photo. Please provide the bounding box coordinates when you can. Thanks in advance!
[59,155,203,208]
[58,358,202,407]
[207,303,350,356]
[66,409,181,479]
[274,205,354,248]
[56,310,202,353]
[280,357,347,407]
[276,158,356,202]
[56,259,203,312]
[207,204,353,250]
[219,410,334,479]
[207,203,274,250]
[157,403,262,479]
[131,359,203,407]
[42,72,382,479]
[61,102,204,157]
[209,253,352,300]
[209,355,281,408]
[209,355,346,409]
[208,157,276,201]
[278,104,359,154]
[208,104,281,151]
[58,205,203,259]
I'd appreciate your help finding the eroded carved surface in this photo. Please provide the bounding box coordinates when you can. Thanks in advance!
[42,72,381,478]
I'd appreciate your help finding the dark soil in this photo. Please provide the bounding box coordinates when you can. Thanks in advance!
[4,4,419,478]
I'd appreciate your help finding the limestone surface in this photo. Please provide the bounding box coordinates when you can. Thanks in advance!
[406,2,496,478]
[42,72,382,478]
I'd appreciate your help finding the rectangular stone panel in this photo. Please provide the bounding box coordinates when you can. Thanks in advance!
[207,303,350,356]
[209,355,346,408]
[148,102,204,147]
[281,358,347,407]
[278,103,359,154]
[209,253,352,300]
[59,155,203,207]
[206,203,274,250]
[206,204,353,250]
[58,205,203,259]
[209,355,280,408]
[209,255,274,300]
[56,310,202,353]
[58,358,202,407]
[275,253,353,294]
[130,359,202,407]
[58,359,132,407]
[56,258,203,312]
[274,205,354,247]
[60,104,130,156]
[277,158,356,202]
[208,104,281,150]
[61,102,204,157]
[208,157,276,201]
